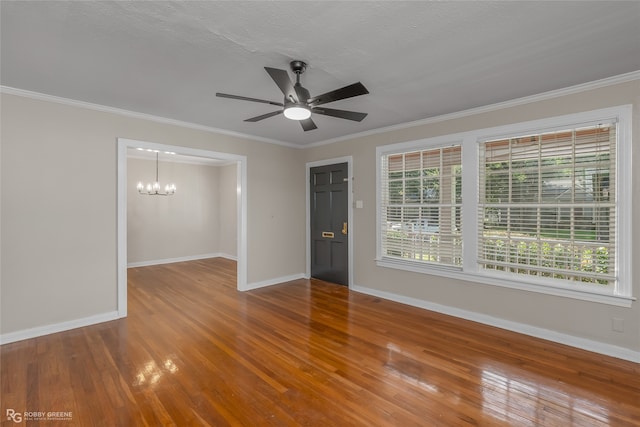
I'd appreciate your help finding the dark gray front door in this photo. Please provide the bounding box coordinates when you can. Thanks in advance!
[310,163,349,286]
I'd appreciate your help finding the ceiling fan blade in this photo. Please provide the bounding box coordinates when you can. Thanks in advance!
[244,110,283,122]
[312,107,367,122]
[264,67,298,103]
[294,84,312,104]
[216,93,283,107]
[300,118,317,132]
[307,82,369,107]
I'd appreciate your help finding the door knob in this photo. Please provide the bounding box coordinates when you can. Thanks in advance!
[342,222,348,235]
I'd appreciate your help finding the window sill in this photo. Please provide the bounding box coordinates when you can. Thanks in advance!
[376,257,635,307]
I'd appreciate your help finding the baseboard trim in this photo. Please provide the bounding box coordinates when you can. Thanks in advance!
[241,273,306,291]
[127,253,236,268]
[0,311,121,345]
[351,284,640,364]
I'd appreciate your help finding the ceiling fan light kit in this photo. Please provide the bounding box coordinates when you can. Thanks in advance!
[283,104,311,120]
[217,60,369,131]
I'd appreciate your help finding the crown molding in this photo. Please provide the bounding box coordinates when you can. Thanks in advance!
[0,86,299,148]
[3,70,639,150]
[305,70,640,148]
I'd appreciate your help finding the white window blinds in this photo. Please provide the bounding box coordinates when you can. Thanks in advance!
[381,145,462,267]
[478,123,617,286]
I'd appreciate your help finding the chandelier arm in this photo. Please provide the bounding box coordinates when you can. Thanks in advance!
[136,151,175,196]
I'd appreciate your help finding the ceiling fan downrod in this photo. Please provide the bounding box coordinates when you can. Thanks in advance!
[290,60,307,80]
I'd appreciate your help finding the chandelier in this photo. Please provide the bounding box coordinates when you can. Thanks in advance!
[136,151,176,196]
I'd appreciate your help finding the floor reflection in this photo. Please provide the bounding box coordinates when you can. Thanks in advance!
[385,343,441,395]
[384,342,615,425]
[481,365,611,426]
[133,355,179,387]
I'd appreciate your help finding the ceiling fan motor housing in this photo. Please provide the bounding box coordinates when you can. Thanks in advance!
[290,60,307,75]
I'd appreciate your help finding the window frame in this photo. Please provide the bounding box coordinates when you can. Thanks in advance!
[380,144,464,269]
[376,105,634,307]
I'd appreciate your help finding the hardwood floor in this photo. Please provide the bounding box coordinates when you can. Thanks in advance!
[1,258,639,426]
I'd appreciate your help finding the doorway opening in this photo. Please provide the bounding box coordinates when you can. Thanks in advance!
[117,138,247,318]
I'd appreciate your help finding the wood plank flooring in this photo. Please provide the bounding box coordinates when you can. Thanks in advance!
[1,258,639,426]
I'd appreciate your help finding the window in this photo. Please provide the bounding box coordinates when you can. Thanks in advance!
[380,145,462,268]
[377,106,632,304]
[479,124,616,286]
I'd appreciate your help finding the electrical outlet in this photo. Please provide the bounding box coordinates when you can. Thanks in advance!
[612,317,624,333]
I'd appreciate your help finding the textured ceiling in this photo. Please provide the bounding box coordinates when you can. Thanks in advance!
[2,1,639,146]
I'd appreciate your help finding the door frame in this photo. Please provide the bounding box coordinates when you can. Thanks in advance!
[116,137,248,318]
[306,156,354,288]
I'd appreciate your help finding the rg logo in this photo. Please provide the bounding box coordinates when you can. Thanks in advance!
[6,409,23,423]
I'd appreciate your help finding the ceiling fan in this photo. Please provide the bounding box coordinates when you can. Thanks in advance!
[216,60,369,131]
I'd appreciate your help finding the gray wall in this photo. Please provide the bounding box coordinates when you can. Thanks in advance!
[1,79,638,359]
[218,163,238,257]
[127,158,238,264]
[304,79,640,356]
[0,93,305,335]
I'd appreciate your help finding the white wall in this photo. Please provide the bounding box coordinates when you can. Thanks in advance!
[305,79,640,360]
[127,157,237,265]
[0,93,305,338]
